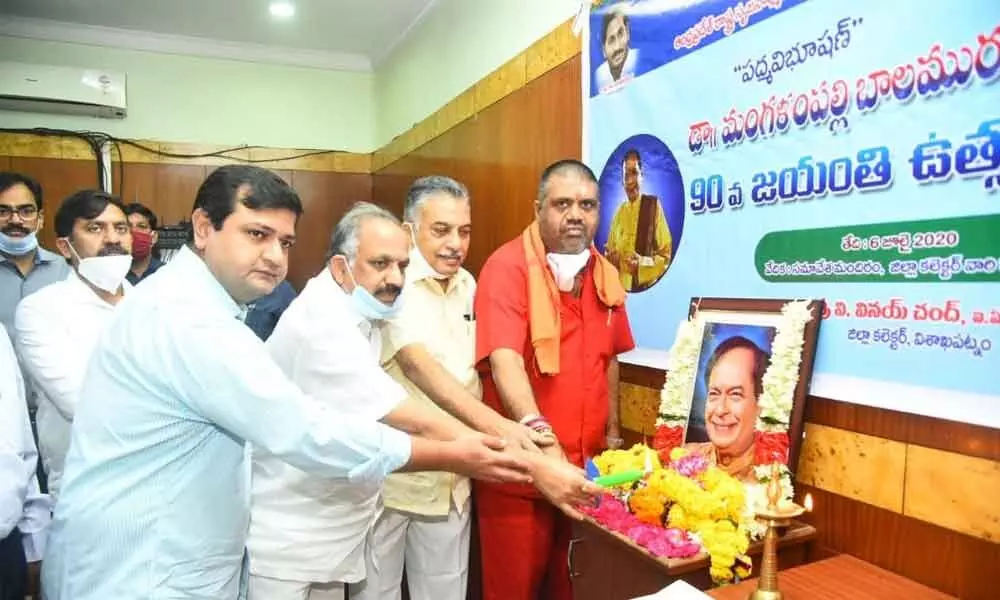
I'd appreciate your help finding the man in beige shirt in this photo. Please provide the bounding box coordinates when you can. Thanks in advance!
[356,177,597,600]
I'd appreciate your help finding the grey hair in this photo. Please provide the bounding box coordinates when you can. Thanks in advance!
[325,201,401,263]
[403,175,470,223]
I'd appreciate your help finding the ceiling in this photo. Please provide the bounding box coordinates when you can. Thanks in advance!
[0,0,439,71]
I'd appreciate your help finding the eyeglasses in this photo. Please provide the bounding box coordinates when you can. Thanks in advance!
[0,205,39,220]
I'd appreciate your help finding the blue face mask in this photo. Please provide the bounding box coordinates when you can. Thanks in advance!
[341,258,404,321]
[0,230,39,256]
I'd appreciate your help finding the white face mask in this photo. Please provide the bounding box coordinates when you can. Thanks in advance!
[546,249,591,292]
[66,240,132,293]
[338,256,404,322]
[405,224,451,280]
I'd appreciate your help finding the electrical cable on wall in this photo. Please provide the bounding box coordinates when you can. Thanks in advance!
[0,127,343,195]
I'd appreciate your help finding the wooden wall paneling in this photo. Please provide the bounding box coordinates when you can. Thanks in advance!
[797,485,1000,600]
[373,57,583,276]
[902,445,1000,543]
[905,416,1000,462]
[0,155,9,170]
[114,161,159,210]
[286,171,372,291]
[795,423,907,513]
[9,157,105,250]
[619,363,666,388]
[152,164,208,225]
[371,171,415,218]
[271,170,293,187]
[807,396,1000,462]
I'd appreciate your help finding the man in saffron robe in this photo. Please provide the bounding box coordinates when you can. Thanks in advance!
[605,149,672,292]
[474,160,635,600]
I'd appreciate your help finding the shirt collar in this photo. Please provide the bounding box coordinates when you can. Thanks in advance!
[35,247,62,263]
[65,268,133,307]
[173,246,244,319]
[0,246,62,266]
[315,268,371,335]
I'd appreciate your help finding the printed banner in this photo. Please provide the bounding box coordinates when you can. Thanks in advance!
[583,0,1000,427]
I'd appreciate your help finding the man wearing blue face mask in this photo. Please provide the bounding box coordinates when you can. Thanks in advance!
[247,201,531,600]
[14,190,133,500]
[0,172,70,337]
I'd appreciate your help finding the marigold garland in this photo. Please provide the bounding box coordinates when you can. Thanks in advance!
[587,445,755,584]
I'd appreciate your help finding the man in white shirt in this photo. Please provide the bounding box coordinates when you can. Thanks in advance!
[0,327,51,600]
[41,166,529,600]
[14,190,133,499]
[248,200,598,600]
[248,202,484,600]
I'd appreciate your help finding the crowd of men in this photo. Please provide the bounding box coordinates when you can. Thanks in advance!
[0,160,634,600]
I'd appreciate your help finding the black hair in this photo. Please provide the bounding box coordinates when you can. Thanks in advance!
[601,10,629,45]
[125,202,159,230]
[192,165,303,230]
[0,172,43,210]
[704,335,771,399]
[537,159,598,204]
[622,148,642,170]
[54,190,127,238]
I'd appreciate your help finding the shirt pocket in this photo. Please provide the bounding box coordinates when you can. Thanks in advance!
[460,315,476,365]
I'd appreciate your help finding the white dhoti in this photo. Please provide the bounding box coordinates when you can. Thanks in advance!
[351,499,471,600]
[248,574,346,600]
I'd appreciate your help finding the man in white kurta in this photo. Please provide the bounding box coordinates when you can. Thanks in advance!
[248,202,483,600]
[247,247,408,598]
[14,190,133,499]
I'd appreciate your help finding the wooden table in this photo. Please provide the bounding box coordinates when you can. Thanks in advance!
[707,554,956,599]
[569,517,817,600]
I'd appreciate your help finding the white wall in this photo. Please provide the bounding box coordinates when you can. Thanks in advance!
[0,1,581,153]
[0,36,377,152]
[374,0,579,146]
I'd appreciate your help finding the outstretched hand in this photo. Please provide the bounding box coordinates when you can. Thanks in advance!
[492,419,557,455]
[449,433,533,485]
[530,454,602,520]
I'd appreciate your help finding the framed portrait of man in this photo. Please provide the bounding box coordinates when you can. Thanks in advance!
[673,298,823,483]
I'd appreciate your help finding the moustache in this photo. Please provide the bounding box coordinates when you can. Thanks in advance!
[438,253,463,261]
[98,244,129,257]
[1,224,30,236]
[375,284,403,298]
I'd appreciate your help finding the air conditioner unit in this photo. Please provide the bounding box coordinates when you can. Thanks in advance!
[0,61,127,119]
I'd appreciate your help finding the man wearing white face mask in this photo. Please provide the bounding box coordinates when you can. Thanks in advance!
[14,189,133,500]
[474,160,635,600]
[247,202,532,600]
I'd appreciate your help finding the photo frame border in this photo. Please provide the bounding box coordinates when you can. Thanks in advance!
[687,297,825,476]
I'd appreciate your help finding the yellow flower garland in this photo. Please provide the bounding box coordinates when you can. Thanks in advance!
[595,445,753,583]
